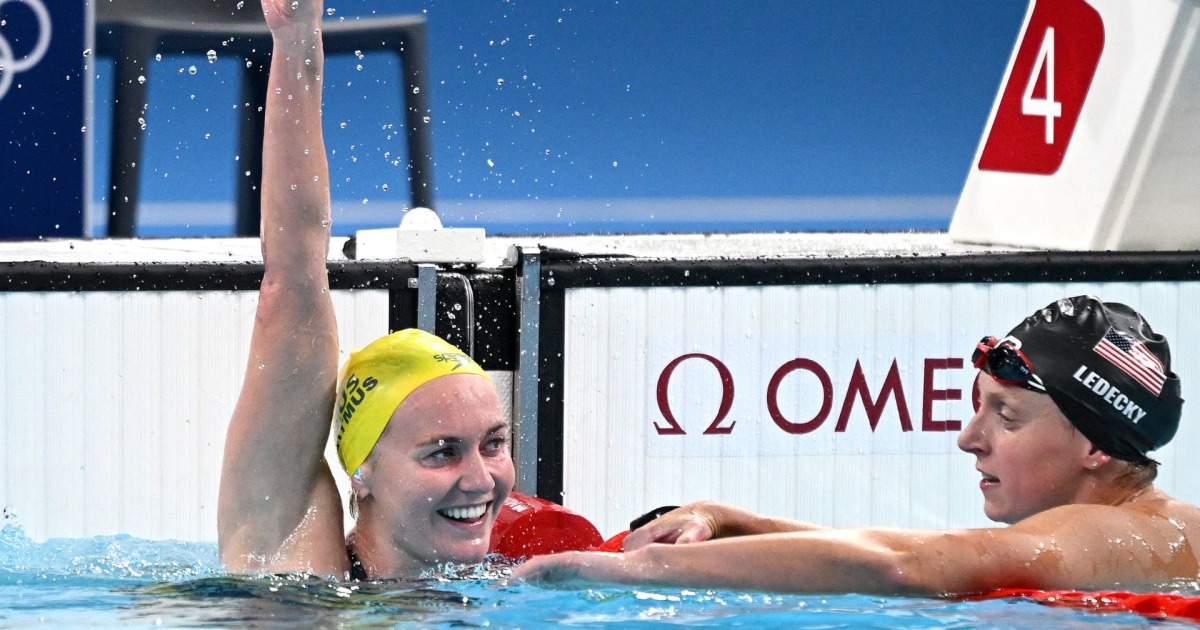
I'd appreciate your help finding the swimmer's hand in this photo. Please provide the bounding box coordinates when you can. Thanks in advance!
[623,501,803,551]
[622,503,719,551]
[261,0,322,33]
[508,551,638,587]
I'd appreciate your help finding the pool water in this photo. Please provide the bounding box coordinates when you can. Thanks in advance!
[1,524,1195,628]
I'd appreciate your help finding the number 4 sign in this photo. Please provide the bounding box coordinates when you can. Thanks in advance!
[978,0,1104,175]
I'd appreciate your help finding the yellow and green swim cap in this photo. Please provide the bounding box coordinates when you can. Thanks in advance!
[334,328,489,474]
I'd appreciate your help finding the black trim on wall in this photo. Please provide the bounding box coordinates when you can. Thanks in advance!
[458,270,517,371]
[0,260,420,292]
[542,251,1200,289]
[536,284,566,503]
[389,285,417,334]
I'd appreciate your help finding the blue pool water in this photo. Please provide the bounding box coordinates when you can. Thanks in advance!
[0,524,1193,628]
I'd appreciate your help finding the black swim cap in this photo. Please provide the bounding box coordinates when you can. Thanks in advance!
[994,296,1183,464]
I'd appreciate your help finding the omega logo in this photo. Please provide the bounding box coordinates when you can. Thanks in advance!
[655,354,968,436]
[0,0,53,102]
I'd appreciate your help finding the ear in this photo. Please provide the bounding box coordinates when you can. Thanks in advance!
[1085,446,1114,471]
[350,464,372,500]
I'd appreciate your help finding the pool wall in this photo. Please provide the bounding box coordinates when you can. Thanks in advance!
[547,254,1200,535]
[2,238,1198,541]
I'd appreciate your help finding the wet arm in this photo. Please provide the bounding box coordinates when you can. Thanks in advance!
[519,528,978,595]
[218,0,345,575]
[520,505,1192,594]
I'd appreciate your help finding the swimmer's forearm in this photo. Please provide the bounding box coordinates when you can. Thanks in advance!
[618,527,1046,595]
[714,506,827,537]
[261,19,330,273]
[625,531,915,594]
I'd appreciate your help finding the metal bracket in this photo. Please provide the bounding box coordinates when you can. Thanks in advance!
[512,246,542,496]
[410,263,438,333]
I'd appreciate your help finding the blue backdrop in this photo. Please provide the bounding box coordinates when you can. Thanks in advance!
[19,1,1031,237]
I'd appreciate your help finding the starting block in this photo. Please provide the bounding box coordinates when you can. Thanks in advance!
[951,0,1200,250]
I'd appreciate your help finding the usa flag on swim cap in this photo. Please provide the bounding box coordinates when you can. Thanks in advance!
[1094,327,1166,395]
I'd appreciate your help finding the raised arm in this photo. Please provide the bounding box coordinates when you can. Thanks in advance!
[217,0,347,575]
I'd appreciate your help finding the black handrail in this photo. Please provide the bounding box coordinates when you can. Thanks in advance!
[94,15,435,237]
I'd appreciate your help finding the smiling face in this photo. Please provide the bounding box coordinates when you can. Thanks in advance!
[957,375,1097,524]
[358,373,514,572]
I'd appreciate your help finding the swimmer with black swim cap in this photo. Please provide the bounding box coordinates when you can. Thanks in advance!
[965,295,1182,523]
[977,295,1180,463]
[514,296,1200,595]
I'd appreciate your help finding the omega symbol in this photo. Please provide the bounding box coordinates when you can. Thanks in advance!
[0,0,53,102]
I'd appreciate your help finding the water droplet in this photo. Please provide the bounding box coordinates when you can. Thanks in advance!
[487,158,495,168]
[497,78,505,87]
[382,184,389,191]
[155,53,162,61]
[206,49,217,63]
[412,86,420,94]
[137,75,146,85]
[340,122,347,129]
[188,65,198,75]
[82,49,91,58]
[326,7,336,15]
[237,0,244,8]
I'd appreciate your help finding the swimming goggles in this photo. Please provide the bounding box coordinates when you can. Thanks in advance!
[972,336,1046,393]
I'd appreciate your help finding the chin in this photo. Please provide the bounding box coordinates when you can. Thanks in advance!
[442,534,493,560]
[983,504,1008,524]
[439,546,489,565]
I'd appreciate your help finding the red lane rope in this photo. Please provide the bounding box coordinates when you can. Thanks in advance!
[974,588,1200,622]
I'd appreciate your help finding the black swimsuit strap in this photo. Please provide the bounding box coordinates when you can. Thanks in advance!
[346,545,368,581]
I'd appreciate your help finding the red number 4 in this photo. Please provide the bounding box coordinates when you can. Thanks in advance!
[978,0,1104,175]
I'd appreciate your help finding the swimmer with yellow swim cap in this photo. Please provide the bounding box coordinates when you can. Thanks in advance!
[336,330,513,579]
[217,0,512,580]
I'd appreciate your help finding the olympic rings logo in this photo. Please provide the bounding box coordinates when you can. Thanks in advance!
[0,0,53,102]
